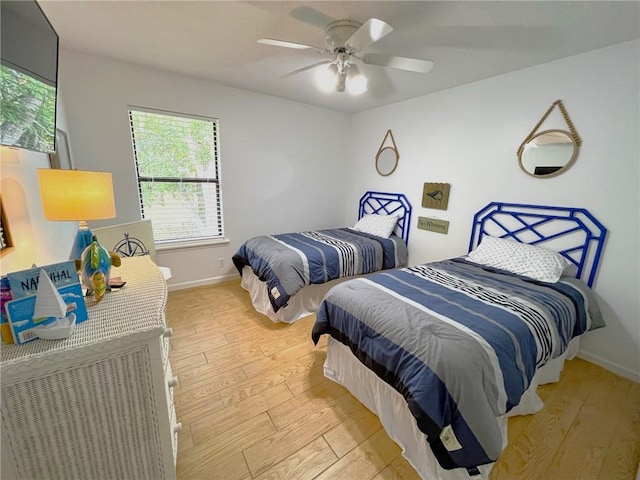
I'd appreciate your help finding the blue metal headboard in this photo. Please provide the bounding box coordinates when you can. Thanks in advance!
[469,203,607,287]
[359,191,412,244]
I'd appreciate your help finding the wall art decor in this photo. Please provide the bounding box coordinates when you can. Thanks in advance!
[375,129,399,176]
[48,128,74,170]
[422,182,451,210]
[517,99,581,179]
[93,220,156,261]
[417,216,449,234]
[0,195,14,256]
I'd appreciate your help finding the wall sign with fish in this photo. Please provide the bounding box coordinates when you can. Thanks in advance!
[422,182,451,210]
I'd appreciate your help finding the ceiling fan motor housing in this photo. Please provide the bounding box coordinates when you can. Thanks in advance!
[324,20,362,52]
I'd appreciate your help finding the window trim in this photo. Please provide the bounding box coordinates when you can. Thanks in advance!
[128,105,224,243]
[155,237,230,252]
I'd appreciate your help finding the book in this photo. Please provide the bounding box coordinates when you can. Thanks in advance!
[4,261,89,344]
[0,276,13,343]
[5,282,88,345]
[7,261,78,299]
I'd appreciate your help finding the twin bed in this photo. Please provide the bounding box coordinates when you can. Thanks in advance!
[233,191,412,323]
[313,202,607,479]
[234,197,607,479]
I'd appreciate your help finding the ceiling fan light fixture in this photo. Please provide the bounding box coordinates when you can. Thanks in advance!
[316,55,369,94]
[346,63,367,95]
[347,74,367,95]
[316,63,339,92]
[335,72,347,92]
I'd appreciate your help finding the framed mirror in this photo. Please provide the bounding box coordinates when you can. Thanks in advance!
[375,129,399,177]
[518,129,578,178]
[517,100,581,179]
[376,147,399,176]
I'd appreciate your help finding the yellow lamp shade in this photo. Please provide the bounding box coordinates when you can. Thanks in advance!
[37,169,116,221]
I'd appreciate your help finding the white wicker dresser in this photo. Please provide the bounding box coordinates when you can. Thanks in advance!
[0,256,179,480]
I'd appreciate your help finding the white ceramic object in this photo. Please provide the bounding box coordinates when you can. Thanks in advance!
[34,314,76,340]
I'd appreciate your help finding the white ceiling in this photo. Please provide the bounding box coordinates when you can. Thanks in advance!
[40,1,640,114]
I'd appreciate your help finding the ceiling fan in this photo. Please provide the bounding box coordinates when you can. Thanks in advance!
[258,18,434,94]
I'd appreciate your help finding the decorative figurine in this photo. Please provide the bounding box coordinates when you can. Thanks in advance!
[32,269,76,340]
[80,235,111,302]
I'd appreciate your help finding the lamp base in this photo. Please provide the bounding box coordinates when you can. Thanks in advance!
[70,228,94,260]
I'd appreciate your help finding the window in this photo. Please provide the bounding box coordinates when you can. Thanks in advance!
[128,107,223,245]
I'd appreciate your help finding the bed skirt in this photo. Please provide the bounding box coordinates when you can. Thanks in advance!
[323,336,580,480]
[240,266,356,323]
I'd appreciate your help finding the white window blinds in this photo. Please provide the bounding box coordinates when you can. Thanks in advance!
[128,107,223,244]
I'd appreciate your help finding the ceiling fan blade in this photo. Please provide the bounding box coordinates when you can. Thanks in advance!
[281,60,332,78]
[289,6,335,29]
[345,18,393,52]
[362,53,434,73]
[257,38,316,50]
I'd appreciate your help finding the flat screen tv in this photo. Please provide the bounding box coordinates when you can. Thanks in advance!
[0,0,58,153]
[533,166,562,176]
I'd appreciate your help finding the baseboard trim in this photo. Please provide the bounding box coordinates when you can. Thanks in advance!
[167,274,239,292]
[577,350,640,383]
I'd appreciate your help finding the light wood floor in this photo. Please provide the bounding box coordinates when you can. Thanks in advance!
[167,280,640,480]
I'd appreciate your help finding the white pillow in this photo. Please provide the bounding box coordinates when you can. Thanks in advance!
[352,214,399,239]
[467,236,571,283]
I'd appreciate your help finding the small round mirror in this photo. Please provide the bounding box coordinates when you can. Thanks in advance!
[376,147,399,176]
[518,129,578,178]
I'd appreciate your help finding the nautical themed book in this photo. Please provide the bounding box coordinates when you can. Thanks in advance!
[7,261,78,299]
[4,262,88,344]
[5,282,88,344]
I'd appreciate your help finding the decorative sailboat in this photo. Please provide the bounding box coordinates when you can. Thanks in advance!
[32,269,76,340]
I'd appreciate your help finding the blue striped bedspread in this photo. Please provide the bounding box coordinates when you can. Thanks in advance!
[232,228,408,312]
[312,257,604,471]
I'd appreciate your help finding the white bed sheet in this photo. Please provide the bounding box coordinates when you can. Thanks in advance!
[323,336,580,480]
[241,266,358,323]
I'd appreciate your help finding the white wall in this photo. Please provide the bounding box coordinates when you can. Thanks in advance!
[347,40,640,381]
[57,50,352,289]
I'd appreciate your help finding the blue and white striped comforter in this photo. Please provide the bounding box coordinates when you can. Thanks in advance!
[312,258,603,471]
[232,228,408,312]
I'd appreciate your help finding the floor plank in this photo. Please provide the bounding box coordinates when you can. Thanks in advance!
[598,382,640,479]
[190,383,293,446]
[539,369,632,479]
[267,378,348,430]
[220,361,308,407]
[177,412,276,478]
[313,428,401,480]
[252,437,338,480]
[243,396,362,477]
[174,367,247,406]
[323,404,383,458]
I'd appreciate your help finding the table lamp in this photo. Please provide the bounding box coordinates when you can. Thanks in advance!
[37,169,116,260]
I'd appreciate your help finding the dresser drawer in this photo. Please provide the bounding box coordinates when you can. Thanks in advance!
[170,404,180,463]
[161,327,173,368]
[164,360,178,407]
